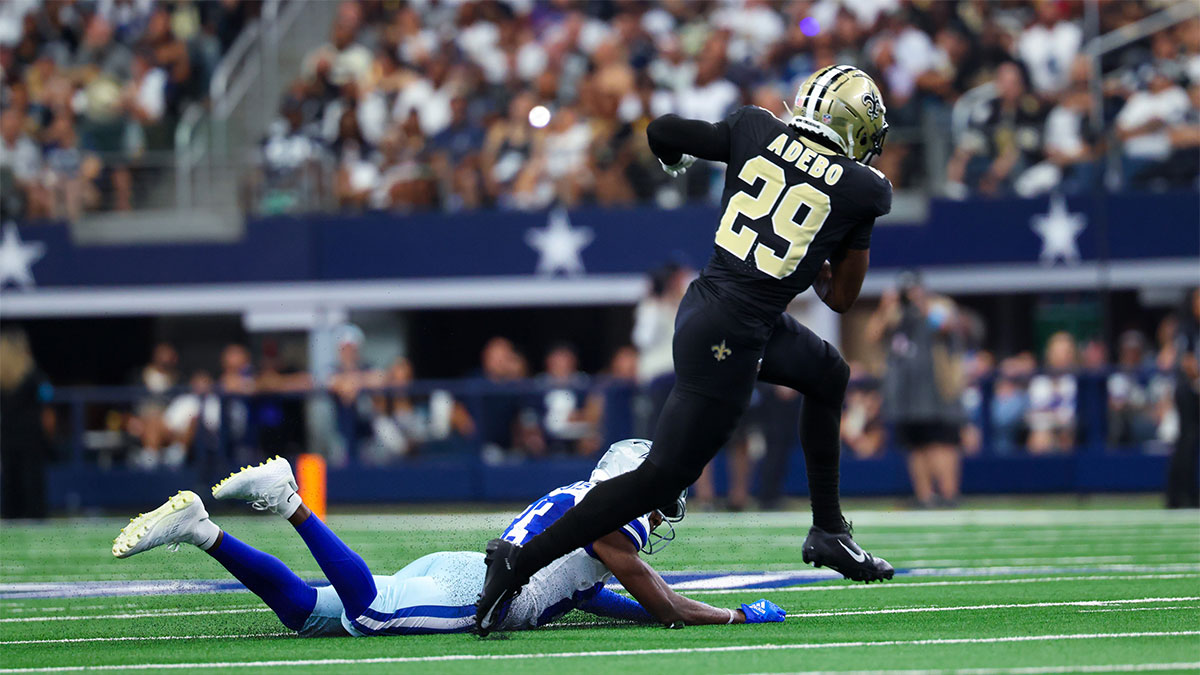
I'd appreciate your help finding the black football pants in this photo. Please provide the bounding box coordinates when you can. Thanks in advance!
[516,280,850,578]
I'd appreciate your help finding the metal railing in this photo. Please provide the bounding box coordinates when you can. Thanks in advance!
[165,0,322,222]
[39,369,1177,472]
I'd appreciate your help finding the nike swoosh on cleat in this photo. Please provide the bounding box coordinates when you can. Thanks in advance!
[837,539,867,563]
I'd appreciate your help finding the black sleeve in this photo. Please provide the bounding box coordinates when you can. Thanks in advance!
[843,219,876,252]
[646,114,731,164]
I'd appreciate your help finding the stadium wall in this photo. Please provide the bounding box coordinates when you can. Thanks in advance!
[2,192,1197,317]
[45,452,1169,511]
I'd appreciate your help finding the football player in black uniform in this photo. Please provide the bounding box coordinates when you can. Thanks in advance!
[477,65,895,634]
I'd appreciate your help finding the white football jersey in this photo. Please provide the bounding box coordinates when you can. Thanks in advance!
[499,481,651,629]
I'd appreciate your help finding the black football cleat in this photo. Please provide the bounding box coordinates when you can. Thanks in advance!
[802,522,894,583]
[475,538,527,636]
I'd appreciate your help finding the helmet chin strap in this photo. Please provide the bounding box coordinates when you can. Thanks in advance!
[788,115,849,155]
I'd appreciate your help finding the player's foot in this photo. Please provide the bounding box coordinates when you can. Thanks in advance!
[802,521,894,583]
[211,456,301,517]
[112,491,212,558]
[475,538,528,636]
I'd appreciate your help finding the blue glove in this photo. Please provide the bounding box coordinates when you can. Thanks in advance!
[740,599,786,623]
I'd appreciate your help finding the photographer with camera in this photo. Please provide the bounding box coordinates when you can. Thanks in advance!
[867,271,966,508]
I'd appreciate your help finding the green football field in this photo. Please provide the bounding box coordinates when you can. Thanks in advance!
[2,497,1198,674]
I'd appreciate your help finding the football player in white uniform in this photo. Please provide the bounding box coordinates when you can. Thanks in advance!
[111,440,785,636]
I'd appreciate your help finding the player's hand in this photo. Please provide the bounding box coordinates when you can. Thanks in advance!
[659,154,696,177]
[813,260,833,301]
[740,599,786,623]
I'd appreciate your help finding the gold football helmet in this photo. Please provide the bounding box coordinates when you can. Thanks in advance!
[790,65,889,165]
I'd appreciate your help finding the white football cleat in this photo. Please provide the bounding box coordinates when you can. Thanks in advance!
[212,456,301,517]
[112,491,211,559]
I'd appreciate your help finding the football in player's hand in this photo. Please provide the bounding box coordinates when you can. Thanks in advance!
[741,599,786,623]
[813,260,833,300]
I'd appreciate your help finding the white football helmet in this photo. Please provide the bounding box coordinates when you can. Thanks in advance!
[590,439,687,554]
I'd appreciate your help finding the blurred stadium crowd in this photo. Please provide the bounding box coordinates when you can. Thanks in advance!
[0,0,258,220]
[3,0,1199,221]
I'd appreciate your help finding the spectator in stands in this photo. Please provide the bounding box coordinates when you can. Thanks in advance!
[474,336,534,463]
[991,353,1035,456]
[1166,289,1199,508]
[257,96,323,214]
[482,92,539,207]
[1108,330,1160,449]
[372,356,476,461]
[1016,56,1098,197]
[592,345,638,450]
[1016,0,1082,96]
[126,341,178,469]
[122,48,167,136]
[331,96,380,211]
[1116,66,1191,190]
[841,365,887,460]
[138,6,190,114]
[633,259,691,437]
[1027,332,1079,454]
[215,342,256,462]
[0,106,48,220]
[430,95,487,211]
[43,114,103,222]
[946,61,1044,198]
[1163,83,1200,189]
[535,343,598,456]
[868,273,965,508]
[327,324,384,462]
[960,350,995,455]
[0,329,52,519]
[161,370,220,467]
[72,14,132,83]
[255,340,312,460]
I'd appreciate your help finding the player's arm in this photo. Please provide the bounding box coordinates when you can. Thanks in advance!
[591,531,782,626]
[591,531,739,625]
[646,114,732,172]
[813,248,869,314]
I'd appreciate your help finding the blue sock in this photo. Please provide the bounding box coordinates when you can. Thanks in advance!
[294,514,377,617]
[207,532,316,631]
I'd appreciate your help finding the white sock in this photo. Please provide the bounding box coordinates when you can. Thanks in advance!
[275,489,301,519]
[193,519,221,551]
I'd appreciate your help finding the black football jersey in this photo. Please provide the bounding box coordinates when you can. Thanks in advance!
[701,106,892,319]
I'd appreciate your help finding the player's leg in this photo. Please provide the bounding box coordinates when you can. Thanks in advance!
[512,385,748,578]
[477,288,762,632]
[112,491,318,632]
[213,457,377,619]
[758,313,893,582]
[758,312,850,532]
[349,552,481,636]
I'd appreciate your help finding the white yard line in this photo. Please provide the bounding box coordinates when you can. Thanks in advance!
[786,596,1200,619]
[0,631,1196,673]
[0,604,262,615]
[898,555,1196,567]
[743,662,1200,675]
[681,572,1200,595]
[1078,605,1200,613]
[0,608,271,624]
[0,633,291,646]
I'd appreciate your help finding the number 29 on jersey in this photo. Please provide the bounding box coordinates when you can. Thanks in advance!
[715,153,837,279]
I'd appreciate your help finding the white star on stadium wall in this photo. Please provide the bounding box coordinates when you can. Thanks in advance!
[0,223,45,289]
[525,208,594,276]
[1030,194,1086,266]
